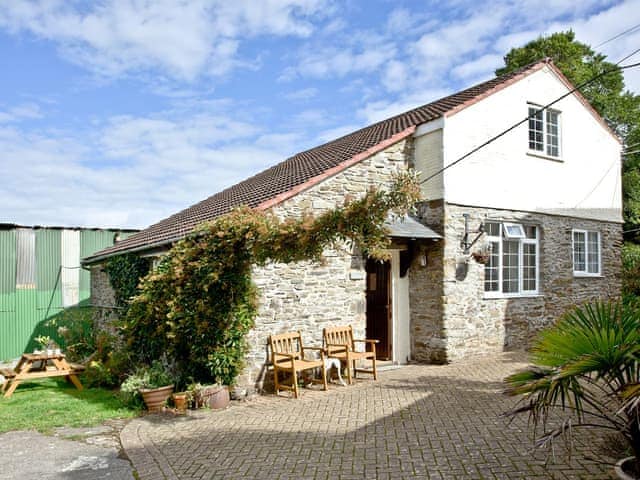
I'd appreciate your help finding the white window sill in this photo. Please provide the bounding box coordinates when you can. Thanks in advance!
[526,151,563,162]
[483,293,543,300]
[573,272,602,278]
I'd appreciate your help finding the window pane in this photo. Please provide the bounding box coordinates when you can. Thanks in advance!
[587,232,600,274]
[484,241,500,292]
[573,231,586,272]
[528,107,544,151]
[503,223,525,239]
[546,110,560,157]
[522,243,537,291]
[524,225,537,239]
[502,240,519,293]
[485,222,500,237]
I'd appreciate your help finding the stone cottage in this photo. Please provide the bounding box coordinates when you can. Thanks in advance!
[84,59,622,388]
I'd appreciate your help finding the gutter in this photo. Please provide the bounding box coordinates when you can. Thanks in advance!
[82,236,180,265]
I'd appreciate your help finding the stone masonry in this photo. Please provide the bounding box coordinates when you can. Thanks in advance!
[90,266,117,308]
[413,201,622,363]
[243,139,411,389]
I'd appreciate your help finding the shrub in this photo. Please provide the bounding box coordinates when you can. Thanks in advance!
[623,241,640,300]
[505,301,640,471]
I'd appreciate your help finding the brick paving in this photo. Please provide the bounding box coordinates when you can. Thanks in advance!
[120,353,618,479]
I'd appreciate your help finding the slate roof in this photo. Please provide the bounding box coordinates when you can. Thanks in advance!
[84,59,557,264]
[385,215,442,239]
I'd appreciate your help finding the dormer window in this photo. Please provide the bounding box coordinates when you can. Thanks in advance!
[528,104,561,158]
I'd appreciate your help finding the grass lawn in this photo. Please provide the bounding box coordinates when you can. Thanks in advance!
[0,378,138,434]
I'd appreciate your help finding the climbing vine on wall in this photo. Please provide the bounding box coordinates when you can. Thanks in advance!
[123,171,421,386]
[103,253,151,308]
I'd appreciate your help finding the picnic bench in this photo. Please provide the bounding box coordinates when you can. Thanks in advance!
[269,331,328,399]
[1,352,85,398]
[323,325,378,384]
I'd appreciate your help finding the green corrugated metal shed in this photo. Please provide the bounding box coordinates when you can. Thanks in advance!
[0,225,137,361]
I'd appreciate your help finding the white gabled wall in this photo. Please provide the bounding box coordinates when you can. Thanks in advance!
[437,66,621,219]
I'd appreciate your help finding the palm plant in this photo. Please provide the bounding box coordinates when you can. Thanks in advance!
[505,301,640,474]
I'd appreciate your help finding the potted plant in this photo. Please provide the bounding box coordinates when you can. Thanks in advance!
[504,301,640,479]
[120,361,174,412]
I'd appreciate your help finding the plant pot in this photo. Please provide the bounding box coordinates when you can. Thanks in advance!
[616,457,640,480]
[194,385,230,409]
[208,386,230,409]
[173,392,188,413]
[140,385,174,412]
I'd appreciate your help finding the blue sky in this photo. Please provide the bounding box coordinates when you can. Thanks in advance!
[1,0,639,229]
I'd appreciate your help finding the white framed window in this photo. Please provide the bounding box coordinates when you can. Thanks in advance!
[484,222,539,297]
[572,230,601,276]
[528,104,561,158]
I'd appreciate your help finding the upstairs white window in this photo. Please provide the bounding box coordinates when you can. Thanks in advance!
[484,222,539,297]
[528,105,561,158]
[573,230,601,276]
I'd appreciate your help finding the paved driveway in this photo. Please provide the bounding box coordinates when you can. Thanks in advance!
[121,353,617,479]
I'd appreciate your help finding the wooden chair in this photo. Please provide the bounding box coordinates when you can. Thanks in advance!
[323,325,378,384]
[269,331,328,398]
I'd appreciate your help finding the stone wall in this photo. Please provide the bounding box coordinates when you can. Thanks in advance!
[88,265,123,333]
[242,139,411,390]
[410,200,446,363]
[89,265,117,308]
[420,203,622,362]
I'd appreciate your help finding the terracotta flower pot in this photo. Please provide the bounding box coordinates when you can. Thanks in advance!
[140,385,174,412]
[173,392,188,413]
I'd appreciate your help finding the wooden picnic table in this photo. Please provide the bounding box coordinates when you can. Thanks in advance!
[0,352,85,398]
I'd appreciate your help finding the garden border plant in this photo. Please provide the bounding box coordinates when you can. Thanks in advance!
[505,300,640,478]
[119,171,421,388]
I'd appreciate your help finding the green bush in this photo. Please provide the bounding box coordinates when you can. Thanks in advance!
[46,307,134,388]
[623,242,640,299]
[47,307,96,362]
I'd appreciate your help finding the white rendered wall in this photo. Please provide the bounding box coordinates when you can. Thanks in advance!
[421,66,622,220]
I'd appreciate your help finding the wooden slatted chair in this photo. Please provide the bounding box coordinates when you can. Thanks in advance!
[269,331,328,398]
[323,325,378,384]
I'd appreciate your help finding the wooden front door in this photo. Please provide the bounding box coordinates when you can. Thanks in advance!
[366,258,391,360]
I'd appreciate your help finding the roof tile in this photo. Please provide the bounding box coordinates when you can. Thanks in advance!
[85,60,548,263]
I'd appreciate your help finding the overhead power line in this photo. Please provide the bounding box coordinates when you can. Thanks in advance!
[419,54,640,187]
[595,22,640,48]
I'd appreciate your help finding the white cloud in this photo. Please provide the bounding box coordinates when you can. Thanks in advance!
[315,123,363,143]
[451,54,504,81]
[0,0,332,81]
[291,109,329,125]
[357,87,452,125]
[295,44,397,79]
[284,87,319,101]
[382,61,409,92]
[0,107,292,228]
[0,103,44,123]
